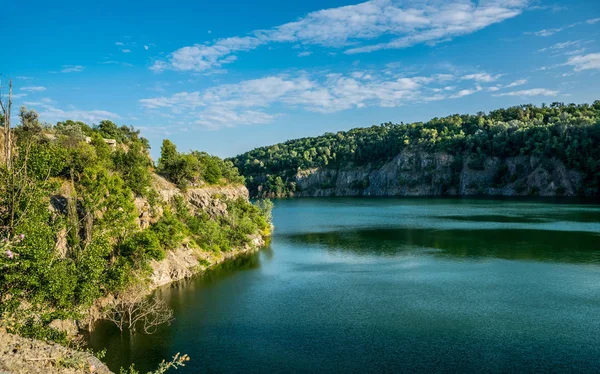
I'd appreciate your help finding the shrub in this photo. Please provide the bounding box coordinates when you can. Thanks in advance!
[120,230,165,266]
[151,211,186,250]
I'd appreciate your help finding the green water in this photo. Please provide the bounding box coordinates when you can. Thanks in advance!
[90,198,600,373]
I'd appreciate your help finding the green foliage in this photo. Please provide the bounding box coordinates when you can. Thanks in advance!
[231,102,600,196]
[0,109,272,349]
[112,140,153,196]
[93,121,148,145]
[158,140,244,188]
[151,210,186,250]
[120,230,165,266]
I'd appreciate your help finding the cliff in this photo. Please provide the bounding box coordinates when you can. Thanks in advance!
[82,174,267,330]
[149,176,264,287]
[264,150,585,198]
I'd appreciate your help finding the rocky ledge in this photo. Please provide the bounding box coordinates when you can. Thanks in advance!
[0,329,111,374]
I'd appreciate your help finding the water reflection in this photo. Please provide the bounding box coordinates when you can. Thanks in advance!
[88,250,265,372]
[283,227,600,264]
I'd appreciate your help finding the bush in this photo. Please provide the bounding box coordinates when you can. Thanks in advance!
[120,230,165,265]
[151,211,186,250]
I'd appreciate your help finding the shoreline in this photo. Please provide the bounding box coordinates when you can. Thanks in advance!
[0,235,271,374]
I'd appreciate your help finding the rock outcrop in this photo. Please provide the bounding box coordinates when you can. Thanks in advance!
[0,330,112,374]
[149,234,265,289]
[276,150,585,197]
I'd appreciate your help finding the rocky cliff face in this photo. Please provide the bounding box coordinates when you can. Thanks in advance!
[286,150,585,197]
[149,234,265,289]
[143,175,261,289]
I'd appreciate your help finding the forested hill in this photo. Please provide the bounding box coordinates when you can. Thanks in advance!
[230,102,600,198]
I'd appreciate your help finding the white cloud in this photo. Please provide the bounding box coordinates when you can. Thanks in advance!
[493,88,559,97]
[20,86,46,92]
[505,79,527,88]
[565,53,600,71]
[122,49,131,53]
[16,76,33,80]
[141,66,512,128]
[528,17,600,37]
[563,48,586,56]
[100,60,134,67]
[60,65,84,73]
[538,40,581,52]
[152,0,527,72]
[115,42,124,46]
[530,4,566,12]
[26,102,120,123]
[530,28,561,37]
[144,45,149,50]
[450,86,483,98]
[461,73,502,83]
[298,51,313,57]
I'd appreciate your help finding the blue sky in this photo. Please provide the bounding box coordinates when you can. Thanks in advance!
[2,0,600,159]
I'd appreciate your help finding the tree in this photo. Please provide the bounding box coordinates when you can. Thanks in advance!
[158,139,178,172]
[103,284,174,334]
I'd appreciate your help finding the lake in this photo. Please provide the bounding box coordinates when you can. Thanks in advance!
[89,198,600,373]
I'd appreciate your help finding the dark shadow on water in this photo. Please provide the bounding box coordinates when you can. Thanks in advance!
[283,227,600,264]
[86,250,265,372]
[437,210,600,224]
[440,215,548,223]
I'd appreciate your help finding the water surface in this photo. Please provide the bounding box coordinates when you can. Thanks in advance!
[90,198,600,373]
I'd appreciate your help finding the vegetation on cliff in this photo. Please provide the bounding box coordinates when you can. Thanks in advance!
[230,102,600,197]
[0,106,271,348]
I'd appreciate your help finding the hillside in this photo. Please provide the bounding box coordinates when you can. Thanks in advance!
[230,102,600,198]
[0,109,272,371]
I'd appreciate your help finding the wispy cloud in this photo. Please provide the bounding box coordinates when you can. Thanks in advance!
[16,76,33,80]
[527,17,600,37]
[100,61,134,67]
[298,51,312,57]
[450,86,483,98]
[538,40,581,52]
[530,4,567,12]
[122,49,131,53]
[493,88,559,97]
[505,79,527,88]
[152,0,527,73]
[565,53,600,71]
[461,73,502,83]
[115,42,125,46]
[20,86,47,92]
[140,67,513,128]
[60,65,84,73]
[26,102,120,123]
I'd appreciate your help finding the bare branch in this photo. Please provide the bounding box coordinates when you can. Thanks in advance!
[103,285,174,334]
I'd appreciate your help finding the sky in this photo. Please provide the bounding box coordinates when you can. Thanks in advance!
[2,0,600,160]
